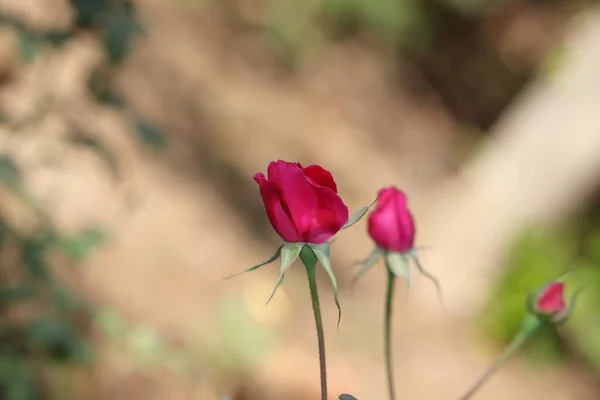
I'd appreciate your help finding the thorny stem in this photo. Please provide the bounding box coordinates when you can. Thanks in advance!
[458,314,545,400]
[384,268,397,400]
[302,247,328,400]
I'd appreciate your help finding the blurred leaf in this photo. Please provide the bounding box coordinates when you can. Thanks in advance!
[0,356,37,400]
[103,2,144,65]
[27,317,74,358]
[0,155,21,188]
[0,284,36,304]
[265,0,324,68]
[27,316,90,362]
[44,30,73,46]
[127,326,165,366]
[541,45,568,79]
[22,239,51,280]
[564,258,600,369]
[59,228,106,261]
[87,67,126,108]
[71,0,111,27]
[95,308,128,340]
[51,285,85,311]
[481,228,574,363]
[339,395,359,400]
[0,219,13,244]
[323,0,429,49]
[135,119,167,149]
[16,29,39,63]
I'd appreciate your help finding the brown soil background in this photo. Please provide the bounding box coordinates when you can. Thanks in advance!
[2,0,600,399]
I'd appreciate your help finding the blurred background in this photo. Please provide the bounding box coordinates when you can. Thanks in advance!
[1,0,600,399]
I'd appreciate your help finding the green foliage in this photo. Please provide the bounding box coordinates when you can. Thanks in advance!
[135,120,168,149]
[560,228,600,370]
[323,0,428,47]
[0,155,21,188]
[0,1,169,399]
[252,0,430,66]
[71,0,112,27]
[102,3,145,65]
[0,0,166,151]
[0,155,105,399]
[0,356,40,400]
[481,228,575,365]
[483,217,600,372]
[58,229,107,262]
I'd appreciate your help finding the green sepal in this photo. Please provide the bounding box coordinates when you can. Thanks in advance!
[385,251,411,285]
[352,247,383,285]
[409,249,444,308]
[342,197,377,230]
[308,242,342,328]
[265,242,304,305]
[525,292,537,315]
[223,245,282,280]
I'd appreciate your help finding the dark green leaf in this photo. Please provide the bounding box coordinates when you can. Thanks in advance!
[0,284,36,304]
[71,0,111,27]
[27,317,72,348]
[51,285,85,310]
[22,240,50,280]
[135,119,167,149]
[339,395,359,400]
[27,317,88,361]
[103,4,143,64]
[87,67,127,108]
[44,30,73,46]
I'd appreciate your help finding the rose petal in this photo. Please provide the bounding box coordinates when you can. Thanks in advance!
[254,172,300,242]
[536,282,566,314]
[368,187,415,252]
[266,160,348,243]
[303,165,338,193]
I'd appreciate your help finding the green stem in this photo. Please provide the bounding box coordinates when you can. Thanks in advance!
[301,247,328,400]
[384,269,397,400]
[458,314,545,400]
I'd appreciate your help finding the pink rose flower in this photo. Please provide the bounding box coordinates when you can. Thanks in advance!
[254,160,349,244]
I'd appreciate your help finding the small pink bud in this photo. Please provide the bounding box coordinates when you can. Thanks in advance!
[535,282,566,315]
[367,187,415,253]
